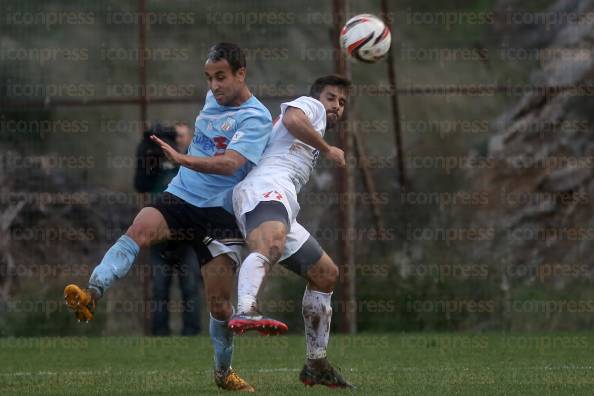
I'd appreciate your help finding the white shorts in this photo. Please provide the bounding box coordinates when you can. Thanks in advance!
[206,239,248,268]
[232,178,310,261]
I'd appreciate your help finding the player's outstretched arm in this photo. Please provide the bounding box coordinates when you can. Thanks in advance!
[151,135,247,175]
[283,108,345,167]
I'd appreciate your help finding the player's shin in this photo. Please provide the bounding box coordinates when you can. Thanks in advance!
[210,311,234,372]
[88,235,140,296]
[237,252,270,313]
[302,286,332,359]
[65,235,140,321]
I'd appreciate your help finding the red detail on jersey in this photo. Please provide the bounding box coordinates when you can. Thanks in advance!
[272,115,280,125]
[263,190,283,200]
[213,136,228,156]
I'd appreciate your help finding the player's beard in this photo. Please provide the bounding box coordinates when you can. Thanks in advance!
[326,111,339,128]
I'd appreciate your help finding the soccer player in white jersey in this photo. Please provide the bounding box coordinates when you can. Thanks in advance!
[228,75,353,388]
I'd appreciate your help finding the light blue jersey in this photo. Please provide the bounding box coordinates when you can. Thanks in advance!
[166,90,272,212]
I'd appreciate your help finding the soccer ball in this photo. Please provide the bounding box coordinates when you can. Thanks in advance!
[339,14,391,63]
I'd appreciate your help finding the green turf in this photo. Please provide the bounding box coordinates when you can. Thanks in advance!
[2,333,594,395]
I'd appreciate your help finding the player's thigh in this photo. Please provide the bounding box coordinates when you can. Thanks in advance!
[201,254,235,317]
[126,207,171,247]
[306,253,339,293]
[244,200,291,262]
[246,221,287,262]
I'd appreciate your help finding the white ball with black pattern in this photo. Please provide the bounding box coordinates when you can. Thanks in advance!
[339,13,391,63]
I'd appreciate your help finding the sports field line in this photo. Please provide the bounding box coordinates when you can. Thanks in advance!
[256,368,300,372]
[3,365,594,377]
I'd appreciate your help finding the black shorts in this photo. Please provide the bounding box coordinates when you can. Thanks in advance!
[148,192,243,266]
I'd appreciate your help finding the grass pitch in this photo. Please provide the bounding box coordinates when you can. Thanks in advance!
[2,333,594,395]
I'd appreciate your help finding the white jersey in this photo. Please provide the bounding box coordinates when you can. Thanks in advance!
[232,96,327,259]
[245,96,327,193]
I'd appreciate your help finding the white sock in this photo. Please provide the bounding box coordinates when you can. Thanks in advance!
[237,252,270,314]
[302,286,333,360]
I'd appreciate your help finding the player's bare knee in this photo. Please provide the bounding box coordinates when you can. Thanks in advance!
[126,223,151,248]
[320,267,338,291]
[325,263,339,286]
[248,228,285,264]
[308,262,339,292]
[266,236,285,263]
[208,295,232,320]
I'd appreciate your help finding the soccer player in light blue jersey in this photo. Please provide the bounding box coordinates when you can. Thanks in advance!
[64,43,271,392]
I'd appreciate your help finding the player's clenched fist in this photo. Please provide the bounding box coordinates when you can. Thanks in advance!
[325,146,345,167]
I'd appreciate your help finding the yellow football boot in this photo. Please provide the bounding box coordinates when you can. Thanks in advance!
[214,368,255,392]
[64,284,97,322]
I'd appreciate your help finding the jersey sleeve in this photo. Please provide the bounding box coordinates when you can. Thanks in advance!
[280,96,326,135]
[227,109,272,165]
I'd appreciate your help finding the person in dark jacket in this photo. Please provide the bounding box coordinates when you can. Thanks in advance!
[135,122,202,336]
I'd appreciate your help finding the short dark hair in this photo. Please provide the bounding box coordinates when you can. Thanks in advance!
[309,75,352,99]
[206,42,246,73]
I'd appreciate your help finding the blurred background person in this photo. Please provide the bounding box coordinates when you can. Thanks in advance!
[134,122,202,336]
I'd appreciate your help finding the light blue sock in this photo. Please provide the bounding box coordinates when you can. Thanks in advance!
[210,312,234,372]
[88,235,140,296]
